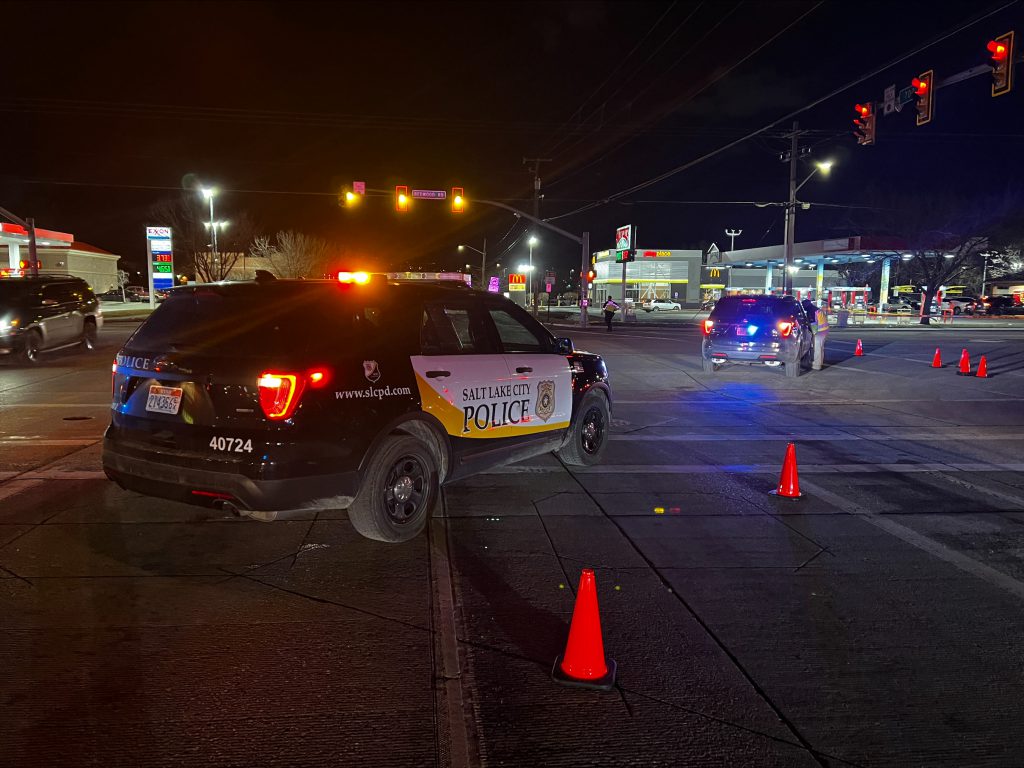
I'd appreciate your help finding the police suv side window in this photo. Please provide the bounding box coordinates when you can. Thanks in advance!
[488,308,550,353]
[420,302,494,355]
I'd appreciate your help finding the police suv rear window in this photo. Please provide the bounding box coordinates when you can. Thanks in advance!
[127,284,386,357]
[712,297,797,320]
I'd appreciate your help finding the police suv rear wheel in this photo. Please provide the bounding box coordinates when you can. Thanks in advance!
[348,435,438,543]
[557,389,610,467]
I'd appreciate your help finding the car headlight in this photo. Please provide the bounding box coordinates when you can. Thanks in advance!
[0,317,20,335]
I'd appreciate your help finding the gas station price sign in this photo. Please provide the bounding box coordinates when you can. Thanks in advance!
[146,226,174,293]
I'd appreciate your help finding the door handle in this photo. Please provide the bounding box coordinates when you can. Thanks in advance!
[426,370,451,378]
[515,366,533,374]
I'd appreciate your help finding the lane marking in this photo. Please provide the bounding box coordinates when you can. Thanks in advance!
[0,439,101,446]
[610,433,1024,443]
[613,397,1024,405]
[798,478,1024,603]
[487,462,1024,475]
[0,403,110,408]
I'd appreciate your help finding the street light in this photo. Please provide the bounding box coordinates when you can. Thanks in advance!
[458,240,487,288]
[783,159,835,293]
[200,186,221,277]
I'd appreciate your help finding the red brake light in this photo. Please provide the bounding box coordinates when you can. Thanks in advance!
[703,319,714,335]
[777,321,794,337]
[258,372,305,420]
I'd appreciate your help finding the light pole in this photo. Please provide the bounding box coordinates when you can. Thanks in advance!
[203,220,229,279]
[528,235,538,313]
[725,228,742,252]
[783,158,833,294]
[980,252,991,298]
[458,238,487,288]
[200,187,220,278]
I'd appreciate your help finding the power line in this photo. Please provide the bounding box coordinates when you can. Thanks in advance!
[545,1,817,191]
[540,1,681,156]
[546,0,1019,222]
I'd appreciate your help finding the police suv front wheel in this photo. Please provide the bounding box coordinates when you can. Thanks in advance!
[348,435,439,543]
[557,389,610,467]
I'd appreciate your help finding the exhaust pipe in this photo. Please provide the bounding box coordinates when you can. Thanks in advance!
[211,498,276,522]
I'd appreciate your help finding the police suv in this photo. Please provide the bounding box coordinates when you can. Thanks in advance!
[102,274,611,542]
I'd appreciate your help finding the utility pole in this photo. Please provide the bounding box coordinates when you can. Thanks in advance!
[524,157,551,312]
[783,121,801,295]
[480,237,487,289]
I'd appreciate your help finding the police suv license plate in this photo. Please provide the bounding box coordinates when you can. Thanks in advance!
[145,386,183,415]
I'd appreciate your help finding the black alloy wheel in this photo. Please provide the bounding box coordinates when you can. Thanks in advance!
[383,454,428,525]
[82,321,98,350]
[21,330,41,364]
[580,404,605,456]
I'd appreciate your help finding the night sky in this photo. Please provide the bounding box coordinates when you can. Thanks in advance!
[3,0,1022,280]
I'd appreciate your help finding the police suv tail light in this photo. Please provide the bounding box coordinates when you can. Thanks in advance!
[777,321,794,337]
[702,319,714,335]
[258,372,305,420]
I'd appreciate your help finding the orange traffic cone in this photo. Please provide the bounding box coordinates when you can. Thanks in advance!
[552,568,617,691]
[931,348,942,368]
[855,339,864,356]
[769,442,803,500]
[957,348,971,376]
[977,356,989,379]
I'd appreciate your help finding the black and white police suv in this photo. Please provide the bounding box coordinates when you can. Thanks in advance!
[102,273,611,542]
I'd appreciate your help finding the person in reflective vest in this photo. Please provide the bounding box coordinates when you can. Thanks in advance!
[812,306,829,370]
[602,298,620,332]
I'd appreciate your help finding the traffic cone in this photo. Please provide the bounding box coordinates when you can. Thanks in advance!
[769,442,803,500]
[552,568,617,691]
[931,348,942,368]
[957,348,971,376]
[855,339,864,356]
[977,356,989,379]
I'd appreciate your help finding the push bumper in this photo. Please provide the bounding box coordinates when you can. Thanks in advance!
[102,439,361,513]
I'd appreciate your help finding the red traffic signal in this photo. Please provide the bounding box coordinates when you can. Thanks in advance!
[395,185,409,213]
[853,103,875,146]
[586,270,595,283]
[18,260,42,269]
[451,187,465,214]
[912,70,934,126]
[987,32,1014,97]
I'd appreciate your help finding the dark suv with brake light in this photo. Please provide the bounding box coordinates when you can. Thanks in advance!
[102,275,611,543]
[701,295,813,378]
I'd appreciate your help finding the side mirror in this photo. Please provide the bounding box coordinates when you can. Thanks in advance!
[554,337,574,355]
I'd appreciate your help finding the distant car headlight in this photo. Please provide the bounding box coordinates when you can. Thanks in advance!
[0,316,20,334]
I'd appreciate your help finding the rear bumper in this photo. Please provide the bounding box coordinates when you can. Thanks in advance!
[102,438,360,512]
[702,339,799,363]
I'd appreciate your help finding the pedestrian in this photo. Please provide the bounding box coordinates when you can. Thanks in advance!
[602,298,619,332]
[812,304,829,370]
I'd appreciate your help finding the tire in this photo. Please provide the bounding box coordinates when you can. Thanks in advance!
[702,356,717,374]
[556,388,610,467]
[785,358,802,378]
[953,306,961,316]
[81,320,98,351]
[18,329,42,365]
[347,435,438,543]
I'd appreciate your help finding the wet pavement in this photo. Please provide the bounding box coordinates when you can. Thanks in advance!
[3,321,1024,766]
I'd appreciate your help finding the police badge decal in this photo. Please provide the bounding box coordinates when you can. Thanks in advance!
[536,380,555,422]
[363,360,381,383]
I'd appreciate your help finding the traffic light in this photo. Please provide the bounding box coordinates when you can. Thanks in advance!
[586,269,595,285]
[18,260,41,269]
[987,32,1014,97]
[853,103,875,145]
[395,185,409,213]
[912,71,934,126]
[451,187,465,214]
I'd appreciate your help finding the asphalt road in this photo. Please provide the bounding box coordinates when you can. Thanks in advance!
[3,320,1024,767]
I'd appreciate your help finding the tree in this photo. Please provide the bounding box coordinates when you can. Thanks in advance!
[853,190,1021,324]
[249,231,333,279]
[148,193,255,282]
[116,268,130,302]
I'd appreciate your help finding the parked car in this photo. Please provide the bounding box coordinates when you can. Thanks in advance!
[97,289,128,302]
[642,299,681,312]
[701,295,813,378]
[980,295,1023,315]
[0,274,103,363]
[941,296,977,315]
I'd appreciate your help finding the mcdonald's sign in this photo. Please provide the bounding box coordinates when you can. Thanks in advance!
[509,273,527,291]
[700,265,729,289]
